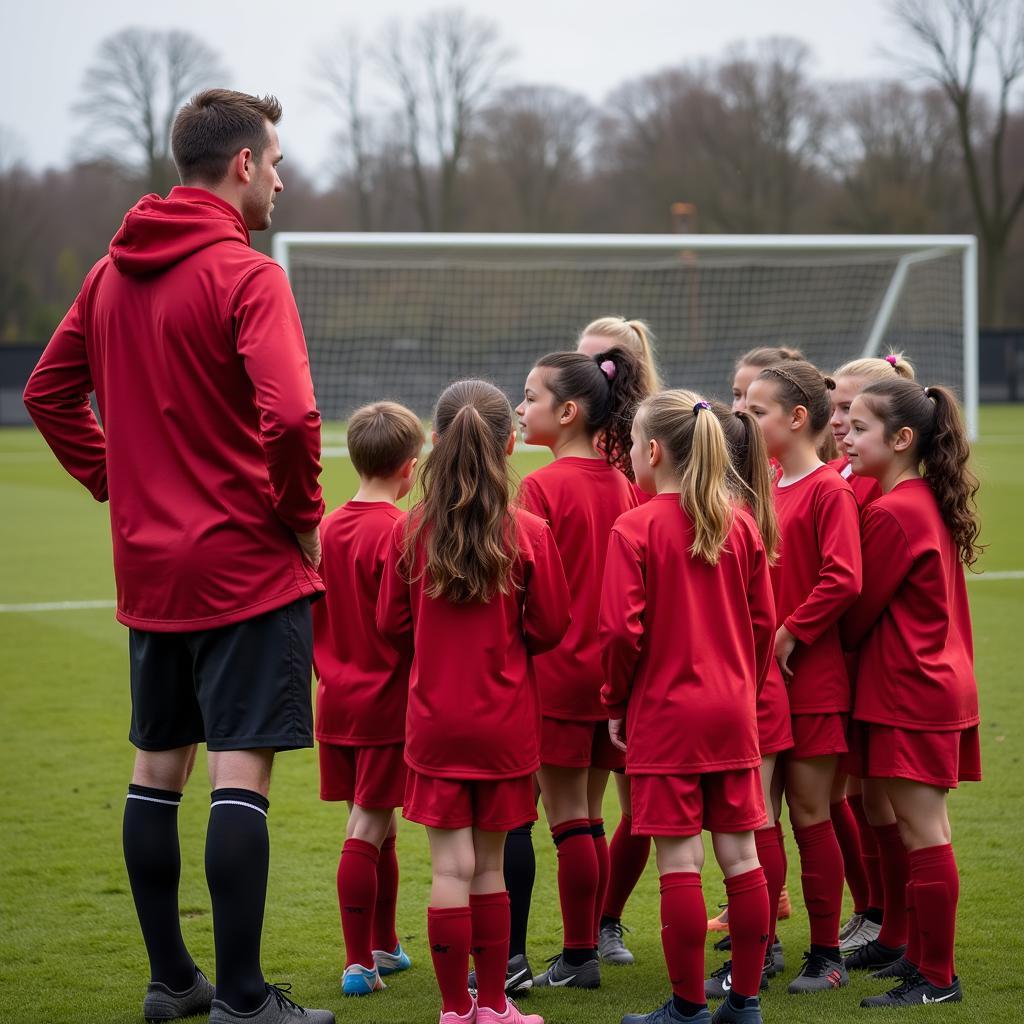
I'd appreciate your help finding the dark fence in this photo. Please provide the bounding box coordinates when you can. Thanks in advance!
[3,330,1023,427]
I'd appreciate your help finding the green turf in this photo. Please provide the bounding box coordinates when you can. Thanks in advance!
[1,409,1022,1023]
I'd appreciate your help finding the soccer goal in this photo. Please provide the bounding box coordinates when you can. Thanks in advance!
[272,233,979,438]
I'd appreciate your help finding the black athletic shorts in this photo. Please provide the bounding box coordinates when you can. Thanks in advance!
[128,597,314,752]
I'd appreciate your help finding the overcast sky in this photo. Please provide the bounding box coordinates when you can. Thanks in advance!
[4,0,904,175]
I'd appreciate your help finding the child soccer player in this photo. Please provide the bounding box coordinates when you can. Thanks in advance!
[313,401,424,996]
[377,380,571,1024]
[514,347,647,991]
[842,379,981,1009]
[744,361,863,994]
[731,346,804,413]
[602,391,776,1024]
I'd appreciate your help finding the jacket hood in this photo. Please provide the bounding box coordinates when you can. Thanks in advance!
[109,186,251,275]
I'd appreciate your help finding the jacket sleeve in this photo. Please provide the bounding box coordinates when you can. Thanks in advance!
[23,288,108,501]
[841,505,914,649]
[376,521,414,656]
[599,528,645,719]
[747,532,778,698]
[231,262,324,533]
[522,522,571,655]
[784,487,863,645]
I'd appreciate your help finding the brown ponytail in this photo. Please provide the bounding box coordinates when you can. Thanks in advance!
[402,380,517,602]
[859,379,982,567]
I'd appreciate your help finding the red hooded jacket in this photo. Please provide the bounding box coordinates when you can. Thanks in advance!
[23,187,325,631]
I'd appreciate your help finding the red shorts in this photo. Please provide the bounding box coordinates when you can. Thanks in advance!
[541,716,625,771]
[630,768,767,836]
[319,741,406,808]
[853,722,982,789]
[758,666,794,755]
[403,770,538,831]
[788,713,848,760]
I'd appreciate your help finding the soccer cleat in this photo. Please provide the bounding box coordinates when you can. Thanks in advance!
[342,963,386,996]
[530,953,601,989]
[777,884,792,920]
[860,971,962,1008]
[209,983,335,1023]
[476,997,544,1024]
[786,951,849,994]
[440,996,478,1024]
[621,999,712,1024]
[838,912,862,943]
[842,938,905,972]
[469,953,534,996]
[870,955,917,981]
[599,919,636,965]
[710,995,763,1024]
[712,938,783,975]
[839,915,881,954]
[143,968,214,1022]
[703,958,770,999]
[373,942,412,976]
[707,906,730,932]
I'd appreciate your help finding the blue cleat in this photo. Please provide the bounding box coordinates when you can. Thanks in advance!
[373,942,412,976]
[342,963,386,996]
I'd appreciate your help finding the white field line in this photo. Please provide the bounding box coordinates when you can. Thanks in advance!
[2,571,1022,614]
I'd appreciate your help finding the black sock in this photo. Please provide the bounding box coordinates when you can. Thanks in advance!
[811,943,842,962]
[599,913,621,930]
[205,788,270,1012]
[123,784,196,991]
[562,946,594,967]
[504,822,535,959]
[728,990,755,1009]
[863,906,884,925]
[672,995,707,1017]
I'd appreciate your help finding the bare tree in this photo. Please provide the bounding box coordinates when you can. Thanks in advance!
[74,27,228,194]
[375,8,511,230]
[890,0,1024,323]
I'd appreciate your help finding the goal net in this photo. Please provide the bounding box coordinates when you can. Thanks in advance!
[272,233,978,438]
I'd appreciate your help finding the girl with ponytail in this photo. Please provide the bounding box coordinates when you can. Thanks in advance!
[377,380,571,1024]
[513,346,647,991]
[577,316,663,397]
[744,361,863,995]
[600,391,776,1024]
[840,380,981,1009]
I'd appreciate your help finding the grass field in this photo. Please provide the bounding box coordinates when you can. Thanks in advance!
[1,407,1023,1024]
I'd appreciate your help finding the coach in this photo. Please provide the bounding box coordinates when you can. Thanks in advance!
[24,90,334,1024]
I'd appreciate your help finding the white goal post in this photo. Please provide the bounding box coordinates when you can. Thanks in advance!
[272,233,979,439]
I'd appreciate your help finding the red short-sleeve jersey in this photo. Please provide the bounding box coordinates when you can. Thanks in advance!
[829,455,882,509]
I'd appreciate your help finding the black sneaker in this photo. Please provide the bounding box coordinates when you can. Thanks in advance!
[870,955,917,981]
[861,971,962,1008]
[712,936,783,974]
[209,983,335,1023]
[764,944,784,977]
[843,938,906,972]
[469,953,534,996]
[143,968,214,1022]
[786,951,848,994]
[703,958,770,999]
[531,952,600,989]
[710,995,763,1024]
[622,999,711,1024]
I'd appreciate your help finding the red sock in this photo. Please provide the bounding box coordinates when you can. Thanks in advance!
[908,844,958,988]
[603,814,652,919]
[428,906,473,1015]
[471,891,510,1012]
[591,819,609,945]
[373,834,400,953]
[905,879,921,968]
[337,838,378,970]
[831,799,869,914]
[755,826,785,943]
[848,794,883,909]
[725,868,769,998]
[793,820,844,948]
[660,872,706,1004]
[873,823,910,948]
[551,819,599,949]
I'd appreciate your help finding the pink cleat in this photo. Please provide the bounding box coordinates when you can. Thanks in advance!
[440,997,477,1024]
[477,999,543,1024]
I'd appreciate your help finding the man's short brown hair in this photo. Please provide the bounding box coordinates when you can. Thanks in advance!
[171,89,282,185]
[347,402,425,480]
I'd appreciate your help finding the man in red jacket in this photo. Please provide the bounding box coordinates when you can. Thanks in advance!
[24,90,333,1024]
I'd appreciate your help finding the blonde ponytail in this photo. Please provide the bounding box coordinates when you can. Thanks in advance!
[579,316,663,395]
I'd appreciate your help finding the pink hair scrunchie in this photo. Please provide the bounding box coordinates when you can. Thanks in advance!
[885,354,898,367]
[600,359,617,380]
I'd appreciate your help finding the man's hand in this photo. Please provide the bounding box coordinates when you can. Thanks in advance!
[775,624,797,681]
[296,528,322,569]
[609,717,627,752]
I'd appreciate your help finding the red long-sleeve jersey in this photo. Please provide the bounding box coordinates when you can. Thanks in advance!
[377,509,571,779]
[519,457,639,721]
[842,479,978,731]
[771,465,862,713]
[599,496,776,774]
[314,502,410,746]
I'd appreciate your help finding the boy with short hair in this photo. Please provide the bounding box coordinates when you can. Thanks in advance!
[313,401,425,996]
